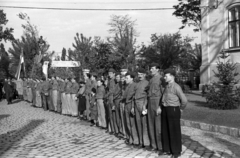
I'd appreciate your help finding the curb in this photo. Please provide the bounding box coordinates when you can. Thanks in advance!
[181,119,240,138]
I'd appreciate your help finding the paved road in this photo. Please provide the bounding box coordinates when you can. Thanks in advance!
[0,99,240,158]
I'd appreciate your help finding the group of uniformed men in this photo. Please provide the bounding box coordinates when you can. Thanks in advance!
[8,63,187,158]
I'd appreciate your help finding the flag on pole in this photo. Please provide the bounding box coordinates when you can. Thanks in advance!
[15,49,25,80]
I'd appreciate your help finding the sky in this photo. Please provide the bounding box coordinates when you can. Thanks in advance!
[1,0,201,53]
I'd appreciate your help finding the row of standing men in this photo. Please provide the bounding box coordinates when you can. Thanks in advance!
[15,63,187,158]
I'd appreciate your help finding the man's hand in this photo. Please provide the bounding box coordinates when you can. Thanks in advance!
[156,107,161,115]
[131,108,135,115]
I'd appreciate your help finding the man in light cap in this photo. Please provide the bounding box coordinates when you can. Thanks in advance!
[147,63,163,152]
[134,68,150,148]
[160,68,187,158]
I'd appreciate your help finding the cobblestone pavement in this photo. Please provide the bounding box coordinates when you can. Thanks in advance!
[0,100,240,158]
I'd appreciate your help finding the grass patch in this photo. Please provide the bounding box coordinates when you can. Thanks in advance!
[182,91,240,129]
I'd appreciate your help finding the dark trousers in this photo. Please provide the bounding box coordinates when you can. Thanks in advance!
[147,97,162,150]
[124,102,139,145]
[42,94,50,111]
[107,97,115,132]
[6,91,13,103]
[135,99,150,146]
[113,99,121,134]
[161,106,182,155]
[32,88,36,106]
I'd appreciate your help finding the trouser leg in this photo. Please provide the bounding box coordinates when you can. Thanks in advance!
[166,106,182,155]
[148,97,161,150]
[124,104,131,143]
[113,99,121,134]
[120,103,126,136]
[130,110,139,145]
[71,94,78,116]
[108,101,115,132]
[85,95,90,120]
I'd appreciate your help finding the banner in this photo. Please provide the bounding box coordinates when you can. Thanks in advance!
[51,61,80,67]
[42,61,49,79]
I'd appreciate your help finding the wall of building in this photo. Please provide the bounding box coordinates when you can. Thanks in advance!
[200,0,240,88]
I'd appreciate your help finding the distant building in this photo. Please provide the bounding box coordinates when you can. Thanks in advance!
[200,0,240,88]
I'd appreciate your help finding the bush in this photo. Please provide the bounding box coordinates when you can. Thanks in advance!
[205,52,240,110]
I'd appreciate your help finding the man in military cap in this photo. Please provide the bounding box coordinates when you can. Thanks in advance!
[135,68,150,148]
[147,63,163,152]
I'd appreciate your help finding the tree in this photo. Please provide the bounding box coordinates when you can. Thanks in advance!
[0,10,14,42]
[140,33,187,70]
[107,14,138,71]
[93,38,121,74]
[206,52,240,109]
[71,33,95,80]
[173,0,201,32]
[8,13,50,78]
[0,44,11,78]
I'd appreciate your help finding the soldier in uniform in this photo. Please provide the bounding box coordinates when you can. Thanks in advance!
[65,78,72,115]
[119,74,127,139]
[113,73,122,138]
[35,79,42,108]
[56,77,62,113]
[122,72,139,146]
[31,79,37,107]
[84,73,92,120]
[96,79,106,128]
[61,78,68,115]
[147,63,163,152]
[16,78,23,100]
[23,78,28,101]
[106,68,116,134]
[3,78,14,104]
[52,76,59,111]
[135,68,150,148]
[41,78,50,111]
[70,77,79,117]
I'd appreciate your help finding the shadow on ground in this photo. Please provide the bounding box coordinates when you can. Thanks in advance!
[204,133,240,157]
[182,134,235,158]
[0,114,10,121]
[11,99,23,104]
[0,119,45,157]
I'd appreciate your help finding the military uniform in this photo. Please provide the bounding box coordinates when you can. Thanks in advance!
[52,79,58,111]
[36,81,42,108]
[147,73,163,150]
[65,80,72,115]
[85,78,92,120]
[106,78,115,133]
[41,80,51,111]
[135,79,150,147]
[70,81,79,116]
[57,79,62,113]
[23,79,28,101]
[123,82,139,145]
[113,80,122,135]
[61,80,68,115]
[96,85,106,128]
[27,79,33,103]
[31,80,37,106]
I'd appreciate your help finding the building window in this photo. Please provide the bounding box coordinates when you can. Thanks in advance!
[229,6,240,48]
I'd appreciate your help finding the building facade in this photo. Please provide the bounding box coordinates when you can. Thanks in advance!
[200,0,240,87]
